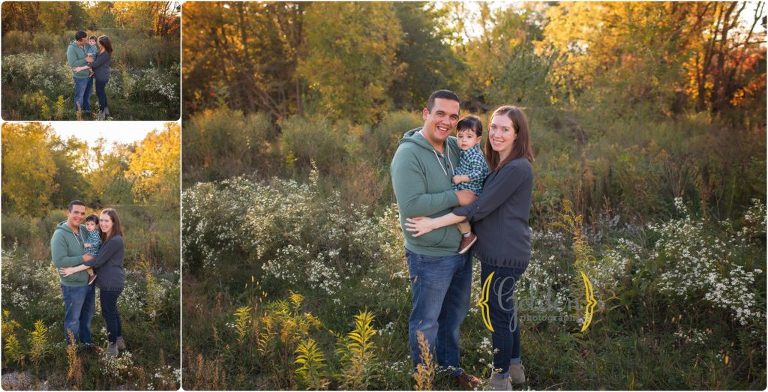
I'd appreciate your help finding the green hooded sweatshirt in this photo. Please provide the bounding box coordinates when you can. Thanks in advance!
[66,41,90,78]
[51,220,89,286]
[390,127,463,256]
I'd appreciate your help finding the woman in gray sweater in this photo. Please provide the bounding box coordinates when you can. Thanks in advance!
[91,35,113,120]
[406,105,534,390]
[60,208,126,357]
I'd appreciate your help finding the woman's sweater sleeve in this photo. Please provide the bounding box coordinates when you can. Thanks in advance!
[453,161,531,222]
[83,236,122,268]
[90,52,110,70]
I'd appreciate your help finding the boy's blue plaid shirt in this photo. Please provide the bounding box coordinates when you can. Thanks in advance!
[453,144,490,194]
[84,229,101,256]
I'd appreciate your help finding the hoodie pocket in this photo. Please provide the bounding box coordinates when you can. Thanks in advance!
[408,227,449,248]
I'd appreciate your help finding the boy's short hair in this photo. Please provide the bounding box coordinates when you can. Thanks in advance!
[457,115,483,137]
[85,214,99,224]
[89,35,97,41]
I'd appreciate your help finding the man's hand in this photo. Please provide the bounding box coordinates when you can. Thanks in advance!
[455,190,477,206]
[82,254,94,262]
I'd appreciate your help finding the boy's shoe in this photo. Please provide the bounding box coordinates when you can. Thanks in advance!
[116,336,126,350]
[458,233,477,254]
[88,273,97,285]
[509,364,525,384]
[453,371,481,389]
[106,342,119,357]
[488,374,512,391]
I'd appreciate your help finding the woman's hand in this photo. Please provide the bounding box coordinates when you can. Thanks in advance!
[82,254,94,262]
[405,217,436,237]
[59,267,78,277]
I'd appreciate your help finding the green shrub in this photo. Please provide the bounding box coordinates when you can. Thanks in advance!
[278,114,347,173]
[183,107,276,183]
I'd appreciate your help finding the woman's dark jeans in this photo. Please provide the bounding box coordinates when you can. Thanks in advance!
[480,261,528,371]
[99,288,122,343]
[95,79,109,111]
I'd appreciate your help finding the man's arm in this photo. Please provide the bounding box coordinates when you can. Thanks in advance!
[66,45,87,67]
[51,232,86,267]
[391,148,459,218]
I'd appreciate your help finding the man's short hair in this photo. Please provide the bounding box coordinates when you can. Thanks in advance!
[75,31,87,41]
[68,200,86,211]
[426,90,460,112]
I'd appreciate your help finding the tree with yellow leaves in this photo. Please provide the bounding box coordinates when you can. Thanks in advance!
[125,122,180,206]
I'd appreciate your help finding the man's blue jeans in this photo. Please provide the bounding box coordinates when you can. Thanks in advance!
[61,284,95,344]
[73,76,92,113]
[406,248,473,374]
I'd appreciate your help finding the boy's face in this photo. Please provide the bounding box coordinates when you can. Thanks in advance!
[85,221,97,232]
[89,39,96,46]
[457,128,481,151]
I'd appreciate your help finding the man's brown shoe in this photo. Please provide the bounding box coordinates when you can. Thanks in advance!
[454,371,481,389]
[458,233,477,254]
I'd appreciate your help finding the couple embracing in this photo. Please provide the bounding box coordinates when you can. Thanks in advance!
[391,90,534,390]
[66,31,113,120]
[50,201,126,357]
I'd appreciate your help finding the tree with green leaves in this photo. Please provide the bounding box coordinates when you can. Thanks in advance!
[298,2,402,124]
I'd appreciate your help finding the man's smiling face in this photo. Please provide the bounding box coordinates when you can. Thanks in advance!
[422,98,460,148]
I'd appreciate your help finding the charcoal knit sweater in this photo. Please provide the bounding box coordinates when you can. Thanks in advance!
[453,158,533,267]
[83,235,124,290]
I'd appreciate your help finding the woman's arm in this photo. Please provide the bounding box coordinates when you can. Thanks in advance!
[59,264,90,277]
[453,161,532,222]
[90,52,110,70]
[82,236,122,269]
[405,213,466,237]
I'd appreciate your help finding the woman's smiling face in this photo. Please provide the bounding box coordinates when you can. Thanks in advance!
[99,212,113,236]
[488,114,517,158]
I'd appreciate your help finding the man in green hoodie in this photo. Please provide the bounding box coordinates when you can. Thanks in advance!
[51,200,95,345]
[390,90,481,388]
[67,31,95,118]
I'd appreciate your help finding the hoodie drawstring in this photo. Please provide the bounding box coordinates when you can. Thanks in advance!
[432,147,455,178]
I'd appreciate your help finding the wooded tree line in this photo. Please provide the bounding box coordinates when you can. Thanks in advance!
[182,2,766,123]
[1,1,180,37]
[1,123,180,217]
